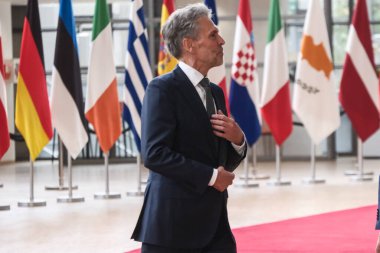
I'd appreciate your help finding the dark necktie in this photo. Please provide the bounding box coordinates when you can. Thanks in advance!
[199,78,215,117]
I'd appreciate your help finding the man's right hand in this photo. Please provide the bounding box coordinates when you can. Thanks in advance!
[212,166,235,192]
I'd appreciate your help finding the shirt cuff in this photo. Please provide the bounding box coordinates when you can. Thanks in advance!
[208,168,218,186]
[231,135,247,156]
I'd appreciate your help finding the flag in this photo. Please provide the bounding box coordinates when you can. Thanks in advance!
[293,0,340,145]
[123,0,152,152]
[339,0,379,142]
[157,0,176,76]
[0,24,10,160]
[85,0,121,153]
[204,0,230,115]
[261,0,293,146]
[50,0,88,159]
[229,0,261,146]
[15,0,53,161]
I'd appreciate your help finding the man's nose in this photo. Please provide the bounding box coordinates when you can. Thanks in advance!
[218,34,225,45]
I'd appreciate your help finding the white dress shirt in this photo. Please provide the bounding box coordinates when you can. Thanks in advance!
[178,61,246,186]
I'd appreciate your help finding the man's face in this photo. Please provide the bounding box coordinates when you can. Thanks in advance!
[190,16,225,71]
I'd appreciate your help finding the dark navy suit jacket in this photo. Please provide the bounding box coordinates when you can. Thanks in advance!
[131,66,246,249]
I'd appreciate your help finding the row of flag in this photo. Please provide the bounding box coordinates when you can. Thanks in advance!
[208,0,379,152]
[0,0,378,161]
[0,0,146,161]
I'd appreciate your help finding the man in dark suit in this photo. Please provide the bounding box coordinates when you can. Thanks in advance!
[131,3,247,253]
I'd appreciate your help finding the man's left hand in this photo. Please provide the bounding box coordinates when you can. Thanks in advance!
[210,110,244,145]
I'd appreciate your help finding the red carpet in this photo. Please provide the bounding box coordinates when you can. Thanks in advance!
[126,205,378,252]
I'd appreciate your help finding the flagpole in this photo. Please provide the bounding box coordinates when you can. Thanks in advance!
[302,142,325,184]
[235,156,259,188]
[45,137,78,191]
[57,152,84,203]
[18,157,46,207]
[94,152,121,199]
[126,153,144,196]
[250,144,270,180]
[350,138,372,182]
[267,145,291,186]
[344,141,374,177]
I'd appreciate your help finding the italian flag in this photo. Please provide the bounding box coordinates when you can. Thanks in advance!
[261,0,293,146]
[85,0,121,153]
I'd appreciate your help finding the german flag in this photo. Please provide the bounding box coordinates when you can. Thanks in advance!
[15,0,52,161]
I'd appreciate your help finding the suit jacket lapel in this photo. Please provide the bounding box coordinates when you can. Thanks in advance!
[173,67,219,156]
[210,84,228,167]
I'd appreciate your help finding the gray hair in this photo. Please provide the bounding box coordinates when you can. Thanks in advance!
[162,3,212,59]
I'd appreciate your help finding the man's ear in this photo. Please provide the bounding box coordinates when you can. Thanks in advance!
[182,37,193,53]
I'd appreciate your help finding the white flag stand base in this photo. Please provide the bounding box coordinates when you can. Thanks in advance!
[57,196,85,203]
[94,153,121,200]
[235,157,259,188]
[18,159,46,208]
[0,204,10,211]
[18,199,46,207]
[344,170,373,176]
[127,155,145,197]
[267,145,291,187]
[94,192,121,199]
[350,175,373,182]
[302,178,325,184]
[57,153,85,203]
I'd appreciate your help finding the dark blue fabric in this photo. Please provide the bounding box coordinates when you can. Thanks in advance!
[131,66,245,249]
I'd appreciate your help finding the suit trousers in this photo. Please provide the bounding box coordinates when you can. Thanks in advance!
[141,205,236,253]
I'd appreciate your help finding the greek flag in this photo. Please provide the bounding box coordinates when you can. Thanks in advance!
[124,0,152,151]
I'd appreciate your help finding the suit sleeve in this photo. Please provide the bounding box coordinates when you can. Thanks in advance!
[141,78,214,195]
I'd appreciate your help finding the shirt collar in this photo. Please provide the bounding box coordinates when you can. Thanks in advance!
[178,61,205,88]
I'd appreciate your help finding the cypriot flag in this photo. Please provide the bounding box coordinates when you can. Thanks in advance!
[293,0,340,144]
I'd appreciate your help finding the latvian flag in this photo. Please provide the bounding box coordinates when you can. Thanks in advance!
[340,0,379,142]
[15,0,53,161]
[85,0,121,153]
[124,0,152,152]
[51,0,88,159]
[229,0,261,146]
[261,0,293,146]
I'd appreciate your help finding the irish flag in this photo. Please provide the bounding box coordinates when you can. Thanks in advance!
[157,0,176,76]
[261,0,293,146]
[0,24,9,160]
[15,0,53,161]
[85,0,121,153]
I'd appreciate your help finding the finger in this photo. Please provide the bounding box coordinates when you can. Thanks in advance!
[213,130,225,138]
[210,119,225,125]
[217,110,225,115]
[212,125,225,132]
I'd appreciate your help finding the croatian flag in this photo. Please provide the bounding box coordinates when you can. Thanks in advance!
[229,0,261,146]
[123,0,152,152]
